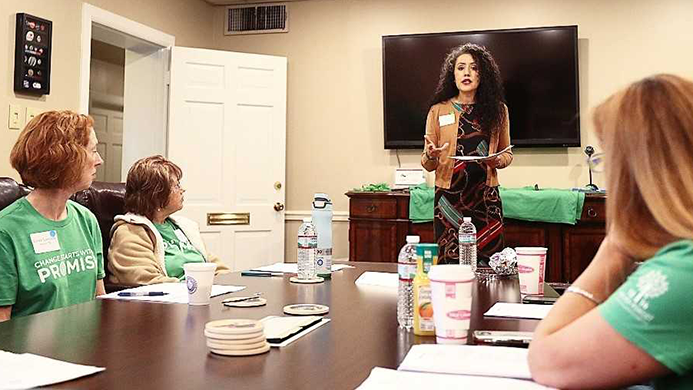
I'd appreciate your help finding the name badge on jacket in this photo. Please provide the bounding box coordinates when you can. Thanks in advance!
[30,230,61,254]
[438,113,455,127]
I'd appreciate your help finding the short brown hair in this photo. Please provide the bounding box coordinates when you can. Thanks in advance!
[10,110,93,189]
[593,74,693,259]
[124,155,183,220]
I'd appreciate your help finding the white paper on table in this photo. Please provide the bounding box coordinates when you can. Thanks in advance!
[252,262,354,273]
[399,344,534,380]
[484,302,553,320]
[448,145,514,161]
[98,283,245,303]
[357,367,555,390]
[354,272,398,289]
[260,316,331,347]
[0,350,105,389]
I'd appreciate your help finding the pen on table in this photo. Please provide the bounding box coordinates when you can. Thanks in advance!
[117,291,169,297]
[241,271,283,277]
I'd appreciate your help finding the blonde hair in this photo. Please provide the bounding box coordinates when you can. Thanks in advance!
[593,74,693,259]
[124,155,183,220]
[10,110,93,189]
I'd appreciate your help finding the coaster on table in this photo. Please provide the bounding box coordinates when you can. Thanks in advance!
[210,342,270,356]
[223,297,267,307]
[206,339,268,351]
[283,303,329,316]
[204,331,266,343]
[205,319,263,336]
[289,276,324,284]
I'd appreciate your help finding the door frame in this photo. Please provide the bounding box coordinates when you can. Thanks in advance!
[78,4,175,115]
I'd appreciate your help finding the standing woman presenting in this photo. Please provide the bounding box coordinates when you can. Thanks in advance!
[421,43,512,266]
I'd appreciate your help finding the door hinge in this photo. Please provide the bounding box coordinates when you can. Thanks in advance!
[165,71,171,86]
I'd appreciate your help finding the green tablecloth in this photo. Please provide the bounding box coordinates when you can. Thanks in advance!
[499,186,585,225]
[406,186,586,225]
[409,184,435,223]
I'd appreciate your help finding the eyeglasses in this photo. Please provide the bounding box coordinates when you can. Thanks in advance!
[173,182,184,193]
[587,152,606,173]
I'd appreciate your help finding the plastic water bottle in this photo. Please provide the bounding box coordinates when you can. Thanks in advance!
[297,218,318,280]
[459,217,477,273]
[312,193,333,278]
[397,235,420,330]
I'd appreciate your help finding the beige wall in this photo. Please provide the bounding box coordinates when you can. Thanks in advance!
[0,0,214,181]
[211,0,693,261]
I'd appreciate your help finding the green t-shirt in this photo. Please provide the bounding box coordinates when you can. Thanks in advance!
[600,240,693,390]
[153,219,205,280]
[0,198,105,318]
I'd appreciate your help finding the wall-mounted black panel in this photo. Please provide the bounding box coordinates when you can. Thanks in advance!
[14,13,53,95]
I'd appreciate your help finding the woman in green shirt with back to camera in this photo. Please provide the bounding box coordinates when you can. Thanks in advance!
[0,111,106,321]
[529,74,693,389]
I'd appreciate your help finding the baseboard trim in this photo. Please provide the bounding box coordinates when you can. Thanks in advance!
[285,210,349,222]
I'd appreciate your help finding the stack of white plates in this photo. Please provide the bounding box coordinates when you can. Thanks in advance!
[204,319,270,356]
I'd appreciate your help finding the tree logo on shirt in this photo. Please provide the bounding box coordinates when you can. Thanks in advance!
[632,270,669,309]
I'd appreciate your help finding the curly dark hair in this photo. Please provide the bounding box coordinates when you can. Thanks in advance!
[430,43,506,135]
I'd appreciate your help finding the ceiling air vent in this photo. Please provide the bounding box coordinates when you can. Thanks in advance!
[225,3,289,35]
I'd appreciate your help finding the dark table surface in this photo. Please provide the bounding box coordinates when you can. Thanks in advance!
[0,262,542,389]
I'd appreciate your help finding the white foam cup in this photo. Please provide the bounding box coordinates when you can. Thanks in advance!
[428,265,475,345]
[515,247,547,295]
[184,262,217,305]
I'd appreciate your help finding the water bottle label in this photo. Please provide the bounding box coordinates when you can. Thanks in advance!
[459,235,476,244]
[398,263,416,280]
[298,236,317,249]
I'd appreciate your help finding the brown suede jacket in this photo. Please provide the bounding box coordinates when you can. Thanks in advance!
[421,99,513,189]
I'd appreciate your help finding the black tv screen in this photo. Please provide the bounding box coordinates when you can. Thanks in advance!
[382,25,580,149]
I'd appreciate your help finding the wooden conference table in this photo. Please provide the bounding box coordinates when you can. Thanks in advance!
[0,262,543,389]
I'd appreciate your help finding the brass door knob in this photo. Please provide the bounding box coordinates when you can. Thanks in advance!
[274,202,285,211]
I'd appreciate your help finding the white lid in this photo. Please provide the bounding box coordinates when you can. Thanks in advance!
[428,264,475,281]
[463,217,472,222]
[302,217,312,223]
[183,262,217,272]
[205,319,264,335]
[515,247,548,254]
[406,235,420,244]
[283,303,329,315]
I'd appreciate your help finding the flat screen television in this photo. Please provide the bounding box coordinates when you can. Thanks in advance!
[382,25,580,149]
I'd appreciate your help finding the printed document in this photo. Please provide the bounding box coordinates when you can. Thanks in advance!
[357,367,555,390]
[98,283,245,303]
[484,302,553,320]
[449,145,514,161]
[0,350,104,389]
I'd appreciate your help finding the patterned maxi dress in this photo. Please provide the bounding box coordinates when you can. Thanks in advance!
[434,102,505,267]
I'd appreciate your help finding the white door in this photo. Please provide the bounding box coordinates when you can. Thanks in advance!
[91,23,169,180]
[168,46,287,271]
[122,46,168,178]
[90,105,123,182]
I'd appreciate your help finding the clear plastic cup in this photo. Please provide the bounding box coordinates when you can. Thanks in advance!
[515,247,548,295]
[428,265,475,344]
[184,262,217,305]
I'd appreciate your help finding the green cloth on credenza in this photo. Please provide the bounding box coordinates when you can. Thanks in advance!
[499,186,586,225]
[409,184,435,223]
[405,186,586,225]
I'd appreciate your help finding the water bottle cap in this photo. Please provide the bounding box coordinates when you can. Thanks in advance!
[463,217,472,222]
[302,217,312,223]
[405,235,420,244]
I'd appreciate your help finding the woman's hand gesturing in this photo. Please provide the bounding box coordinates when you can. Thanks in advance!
[424,135,449,160]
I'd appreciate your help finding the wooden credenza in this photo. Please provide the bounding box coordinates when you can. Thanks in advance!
[346,191,606,283]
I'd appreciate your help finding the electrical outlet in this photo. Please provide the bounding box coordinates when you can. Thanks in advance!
[8,104,22,130]
[26,107,41,123]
